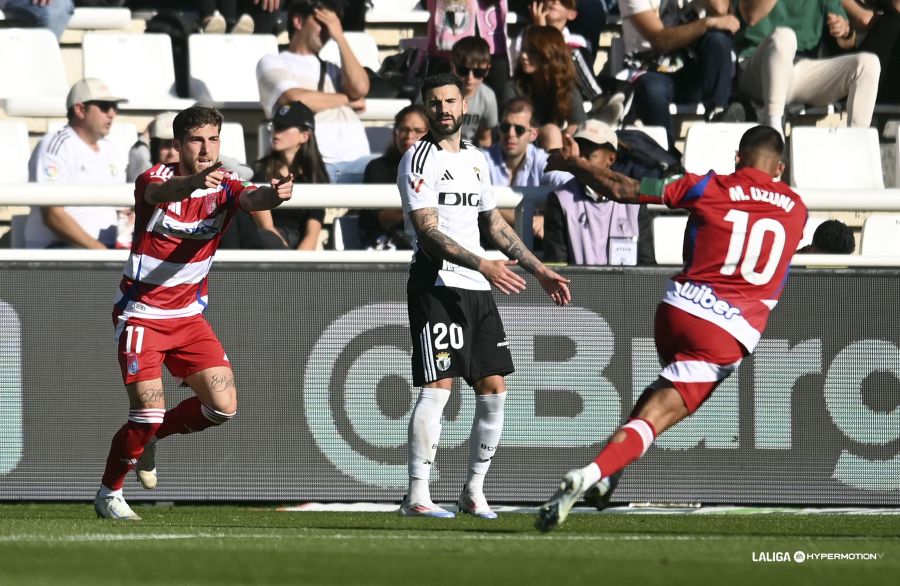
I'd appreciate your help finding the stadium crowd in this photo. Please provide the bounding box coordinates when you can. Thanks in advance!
[0,0,897,257]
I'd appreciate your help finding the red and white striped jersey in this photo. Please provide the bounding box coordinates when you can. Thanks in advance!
[114,163,252,320]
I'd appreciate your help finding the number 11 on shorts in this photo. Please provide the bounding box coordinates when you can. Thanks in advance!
[124,325,145,354]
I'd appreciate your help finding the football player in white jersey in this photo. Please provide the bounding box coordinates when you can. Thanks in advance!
[397,72,571,519]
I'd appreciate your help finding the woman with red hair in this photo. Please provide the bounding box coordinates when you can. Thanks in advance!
[514,25,586,150]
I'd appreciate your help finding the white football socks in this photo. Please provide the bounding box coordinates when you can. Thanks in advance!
[407,387,451,504]
[579,462,603,488]
[464,392,506,496]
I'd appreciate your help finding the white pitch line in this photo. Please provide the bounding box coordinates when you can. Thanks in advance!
[0,532,893,544]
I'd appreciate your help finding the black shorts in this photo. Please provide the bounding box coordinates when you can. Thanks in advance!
[408,286,514,386]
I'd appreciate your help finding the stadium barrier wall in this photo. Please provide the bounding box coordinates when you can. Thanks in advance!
[0,260,898,504]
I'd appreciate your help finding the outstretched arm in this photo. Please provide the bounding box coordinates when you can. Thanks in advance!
[479,208,571,306]
[240,174,294,212]
[545,135,644,204]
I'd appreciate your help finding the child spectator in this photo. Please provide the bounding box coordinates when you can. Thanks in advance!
[449,36,499,147]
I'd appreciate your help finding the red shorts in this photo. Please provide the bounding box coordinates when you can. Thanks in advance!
[114,314,231,384]
[653,303,747,414]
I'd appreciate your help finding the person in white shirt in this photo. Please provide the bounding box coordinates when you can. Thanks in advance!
[256,0,370,183]
[24,78,127,249]
[396,72,571,520]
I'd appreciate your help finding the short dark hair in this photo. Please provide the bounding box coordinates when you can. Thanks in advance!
[451,36,491,66]
[173,106,223,142]
[502,97,538,128]
[287,0,342,37]
[738,125,784,158]
[420,72,464,102]
[812,219,855,254]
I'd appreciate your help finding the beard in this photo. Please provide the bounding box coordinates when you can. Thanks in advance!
[429,113,463,136]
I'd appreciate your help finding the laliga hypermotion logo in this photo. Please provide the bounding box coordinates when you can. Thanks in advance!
[409,178,424,193]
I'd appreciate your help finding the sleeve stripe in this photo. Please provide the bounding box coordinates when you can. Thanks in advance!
[411,142,433,175]
[48,130,70,156]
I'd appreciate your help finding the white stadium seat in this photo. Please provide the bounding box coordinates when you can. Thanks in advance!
[0,28,68,116]
[319,32,381,72]
[219,122,247,164]
[67,7,131,29]
[683,123,758,176]
[860,214,900,255]
[0,121,29,183]
[82,32,195,111]
[789,127,884,189]
[188,34,279,107]
[653,215,687,265]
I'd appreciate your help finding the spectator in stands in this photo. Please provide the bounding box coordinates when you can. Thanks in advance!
[736,0,881,137]
[510,1,609,121]
[513,25,585,150]
[0,0,73,39]
[449,36,499,147]
[427,0,513,106]
[569,0,610,61]
[256,0,371,184]
[358,104,427,250]
[797,219,856,253]
[843,0,900,104]
[485,97,573,243]
[619,0,742,151]
[249,101,326,250]
[24,78,127,249]
[542,120,643,265]
[127,112,252,183]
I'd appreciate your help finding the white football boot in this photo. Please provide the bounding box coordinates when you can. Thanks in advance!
[135,439,157,490]
[535,469,590,533]
[94,491,141,521]
[398,496,456,518]
[457,491,498,519]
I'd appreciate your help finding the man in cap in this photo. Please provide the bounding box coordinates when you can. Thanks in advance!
[24,78,128,249]
[542,119,642,265]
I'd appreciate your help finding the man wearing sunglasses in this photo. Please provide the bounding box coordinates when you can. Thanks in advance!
[24,78,128,249]
[485,97,573,244]
[448,36,498,147]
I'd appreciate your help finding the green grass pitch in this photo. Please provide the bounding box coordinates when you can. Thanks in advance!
[1,504,898,586]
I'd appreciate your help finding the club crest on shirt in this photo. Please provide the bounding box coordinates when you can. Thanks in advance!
[473,166,483,184]
[435,351,451,372]
[126,352,139,376]
[204,193,218,215]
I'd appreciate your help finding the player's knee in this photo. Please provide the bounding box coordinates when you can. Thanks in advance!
[200,402,236,426]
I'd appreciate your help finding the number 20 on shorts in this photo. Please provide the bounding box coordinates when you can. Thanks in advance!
[433,322,464,350]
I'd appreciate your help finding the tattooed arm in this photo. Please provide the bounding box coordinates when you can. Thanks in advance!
[409,207,484,271]
[545,135,644,204]
[478,207,572,306]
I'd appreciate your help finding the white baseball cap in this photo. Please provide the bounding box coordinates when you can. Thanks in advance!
[66,78,127,110]
[573,119,618,150]
[148,112,178,140]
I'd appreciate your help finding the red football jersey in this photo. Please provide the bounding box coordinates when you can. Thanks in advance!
[114,163,252,320]
[643,167,807,352]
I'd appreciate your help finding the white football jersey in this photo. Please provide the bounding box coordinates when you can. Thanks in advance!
[397,134,496,290]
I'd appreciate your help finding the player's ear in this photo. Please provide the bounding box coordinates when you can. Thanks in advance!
[775,160,785,179]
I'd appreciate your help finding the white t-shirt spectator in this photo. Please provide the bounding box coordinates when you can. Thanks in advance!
[25,125,125,248]
[256,52,370,165]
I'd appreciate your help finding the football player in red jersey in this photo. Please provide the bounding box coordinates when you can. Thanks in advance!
[95,106,294,520]
[536,125,807,531]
